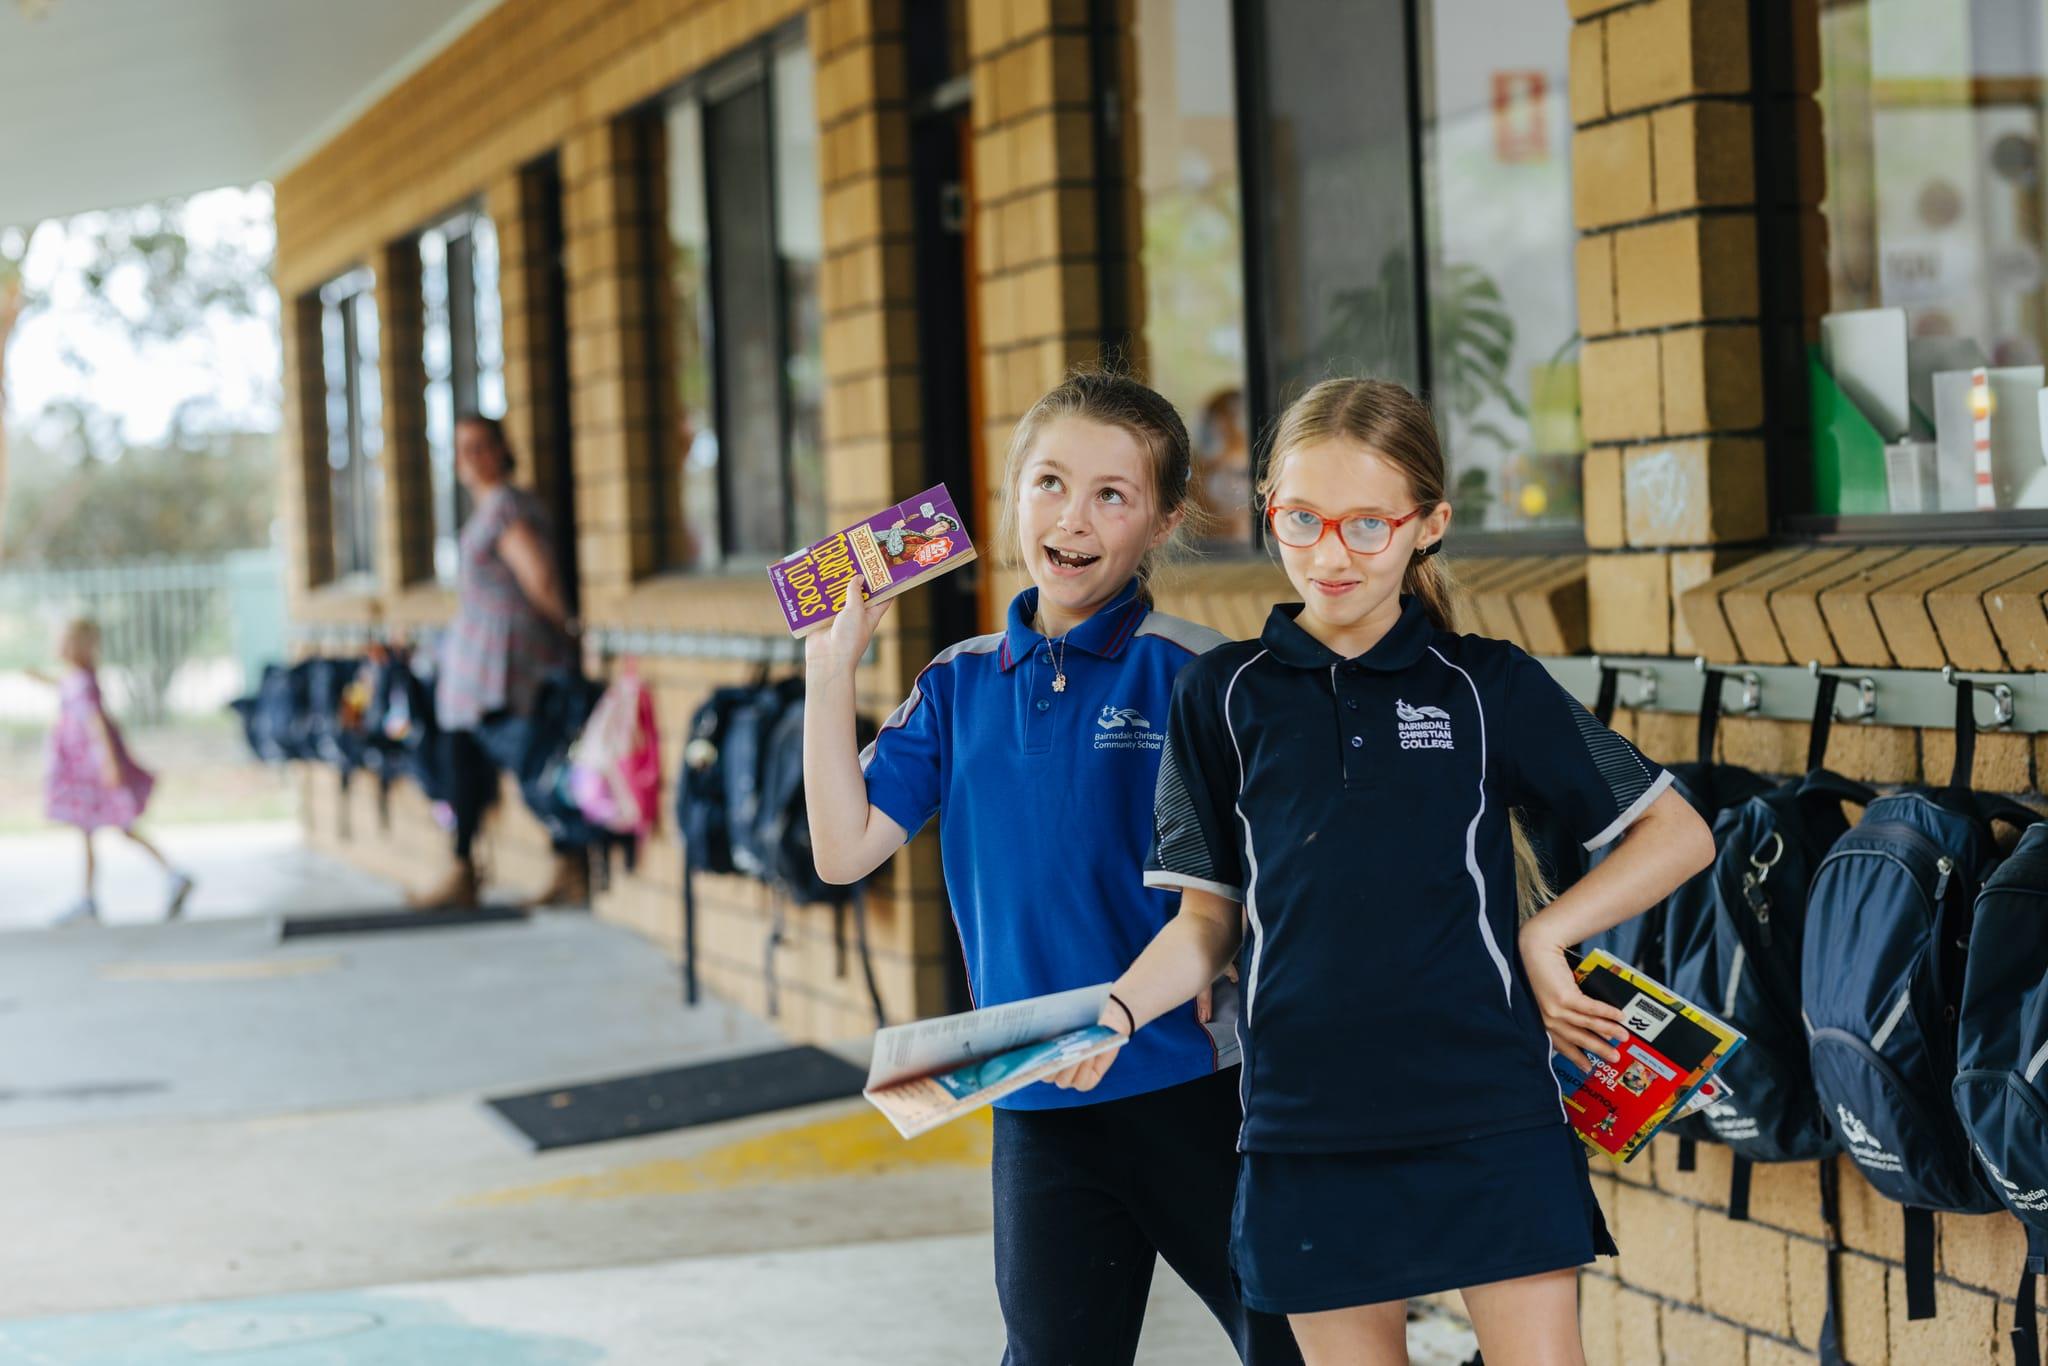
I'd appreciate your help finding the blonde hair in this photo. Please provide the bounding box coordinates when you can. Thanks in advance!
[1261,378,1553,917]
[59,617,100,670]
[996,369,1210,601]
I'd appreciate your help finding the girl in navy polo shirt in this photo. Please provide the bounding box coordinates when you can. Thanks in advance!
[805,372,1300,1366]
[1054,378,1716,1363]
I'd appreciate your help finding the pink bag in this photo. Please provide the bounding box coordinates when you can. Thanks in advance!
[568,667,662,836]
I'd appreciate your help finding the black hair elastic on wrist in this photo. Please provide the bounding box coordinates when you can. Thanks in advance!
[1108,992,1137,1036]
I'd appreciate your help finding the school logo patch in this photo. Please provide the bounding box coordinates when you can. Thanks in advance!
[1394,698,1454,750]
[1093,704,1163,752]
[1835,1104,1904,1173]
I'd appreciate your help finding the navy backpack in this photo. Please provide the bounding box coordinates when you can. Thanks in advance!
[1955,820,2048,1366]
[1802,690,2042,1325]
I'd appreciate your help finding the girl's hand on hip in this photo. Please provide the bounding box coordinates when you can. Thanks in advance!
[1045,1005,1133,1092]
[1195,960,1239,1024]
[1519,925,1627,1066]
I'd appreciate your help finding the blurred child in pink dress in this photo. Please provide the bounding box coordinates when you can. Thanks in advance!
[32,618,193,925]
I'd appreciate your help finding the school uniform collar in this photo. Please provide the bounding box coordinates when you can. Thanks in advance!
[999,580,1147,671]
[1260,594,1433,672]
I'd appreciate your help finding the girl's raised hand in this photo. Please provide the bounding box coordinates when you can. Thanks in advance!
[804,587,893,680]
[1518,925,1627,1067]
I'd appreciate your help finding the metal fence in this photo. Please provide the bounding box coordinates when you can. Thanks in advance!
[0,550,285,726]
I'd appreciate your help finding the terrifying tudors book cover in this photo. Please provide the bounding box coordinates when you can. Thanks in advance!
[767,483,977,637]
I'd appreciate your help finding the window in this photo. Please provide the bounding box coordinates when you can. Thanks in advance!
[1113,0,1583,546]
[319,269,382,583]
[420,206,506,582]
[1809,1,2048,528]
[652,32,827,572]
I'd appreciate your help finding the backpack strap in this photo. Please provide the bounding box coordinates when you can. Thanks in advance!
[2014,1225,2046,1366]
[1819,1159,1848,1366]
[1952,677,1977,792]
[1676,1135,1698,1172]
[680,857,701,1006]
[1800,769,1877,811]
[1974,793,2046,836]
[1905,1205,1938,1320]
[1808,673,1840,774]
[1594,665,1620,727]
[1698,669,1725,764]
[1728,1155,1753,1222]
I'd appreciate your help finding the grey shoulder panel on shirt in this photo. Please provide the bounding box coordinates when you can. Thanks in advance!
[1133,611,1228,658]
[858,631,1003,767]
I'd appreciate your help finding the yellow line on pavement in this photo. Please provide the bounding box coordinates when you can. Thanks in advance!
[99,955,344,982]
[461,1107,993,1209]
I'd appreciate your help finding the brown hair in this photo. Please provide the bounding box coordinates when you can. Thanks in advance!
[456,412,516,474]
[1261,377,1553,916]
[996,369,1209,599]
[58,617,100,669]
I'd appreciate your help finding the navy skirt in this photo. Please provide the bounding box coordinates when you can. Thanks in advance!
[1230,1119,1617,1315]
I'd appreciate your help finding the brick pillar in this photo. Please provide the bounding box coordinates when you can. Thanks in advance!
[1572,0,1769,656]
[561,117,661,612]
[376,241,433,587]
[815,0,957,1022]
[283,294,333,601]
[966,0,1099,602]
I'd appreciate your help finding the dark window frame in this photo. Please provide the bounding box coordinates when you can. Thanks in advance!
[1095,0,1590,560]
[641,18,822,574]
[317,267,381,585]
[417,199,506,583]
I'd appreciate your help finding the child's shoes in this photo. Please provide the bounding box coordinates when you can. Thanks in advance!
[164,872,195,920]
[52,898,99,927]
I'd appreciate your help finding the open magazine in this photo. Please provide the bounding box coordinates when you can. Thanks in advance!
[1551,949,1744,1163]
[865,985,1126,1139]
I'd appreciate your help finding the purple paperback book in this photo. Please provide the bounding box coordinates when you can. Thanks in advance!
[767,483,977,637]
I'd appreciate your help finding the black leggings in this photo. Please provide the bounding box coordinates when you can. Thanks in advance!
[441,728,500,863]
[990,1069,1301,1366]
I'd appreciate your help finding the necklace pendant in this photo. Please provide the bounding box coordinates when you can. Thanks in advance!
[1052,673,1067,693]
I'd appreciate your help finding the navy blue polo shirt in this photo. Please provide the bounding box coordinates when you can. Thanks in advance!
[860,580,1241,1110]
[1145,594,1674,1151]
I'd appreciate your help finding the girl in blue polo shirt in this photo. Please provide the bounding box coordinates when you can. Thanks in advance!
[1053,378,1716,1363]
[805,372,1300,1366]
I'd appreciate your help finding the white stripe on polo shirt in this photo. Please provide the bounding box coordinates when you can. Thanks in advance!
[1224,649,1270,1023]
[1427,645,1514,1005]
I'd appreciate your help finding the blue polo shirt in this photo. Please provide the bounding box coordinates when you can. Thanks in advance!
[860,580,1240,1109]
[1145,595,1674,1151]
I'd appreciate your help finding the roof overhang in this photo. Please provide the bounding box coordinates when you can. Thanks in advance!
[0,0,503,226]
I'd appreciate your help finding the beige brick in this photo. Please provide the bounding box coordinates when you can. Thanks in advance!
[1653,100,1757,212]
[1888,1268,1997,1365]
[1672,548,1764,658]
[1574,117,1656,230]
[1723,548,1858,666]
[1590,553,1674,655]
[1933,547,2048,671]
[1745,1337,1811,1366]
[1939,1211,2033,1295]
[1616,1284,1664,1362]
[1570,18,1609,126]
[1613,216,1760,331]
[1774,547,1910,668]
[1615,1182,1699,1301]
[1585,447,1627,550]
[1720,717,1807,776]
[1580,1271,1623,1366]
[1661,325,1765,434]
[1823,725,1921,787]
[1607,0,1751,114]
[1984,560,2048,671]
[1743,1160,1830,1241]
[1569,0,1636,17]
[1837,1164,1903,1260]
[1920,729,2032,795]
[1578,232,1619,338]
[1623,438,1768,546]
[1819,547,1967,669]
[1652,1132,1734,1203]
[1873,546,2030,669]
[1659,1301,1748,1366]
[1582,335,1664,444]
[1700,1215,1794,1337]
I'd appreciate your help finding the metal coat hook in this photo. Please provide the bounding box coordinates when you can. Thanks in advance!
[1941,666,2016,731]
[1696,657,1763,715]
[1808,661,1879,724]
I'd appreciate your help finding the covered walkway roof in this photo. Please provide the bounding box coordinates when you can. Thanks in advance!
[0,0,500,225]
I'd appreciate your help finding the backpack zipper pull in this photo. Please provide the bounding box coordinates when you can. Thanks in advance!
[1934,855,1955,904]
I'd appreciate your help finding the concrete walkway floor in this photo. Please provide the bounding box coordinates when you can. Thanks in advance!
[0,827,1479,1363]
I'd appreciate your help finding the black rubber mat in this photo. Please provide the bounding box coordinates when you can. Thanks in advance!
[279,907,529,939]
[487,1046,869,1150]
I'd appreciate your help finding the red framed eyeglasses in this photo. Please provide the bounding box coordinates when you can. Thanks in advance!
[1265,504,1430,555]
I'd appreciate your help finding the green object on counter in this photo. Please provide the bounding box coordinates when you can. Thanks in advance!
[1810,346,1890,515]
